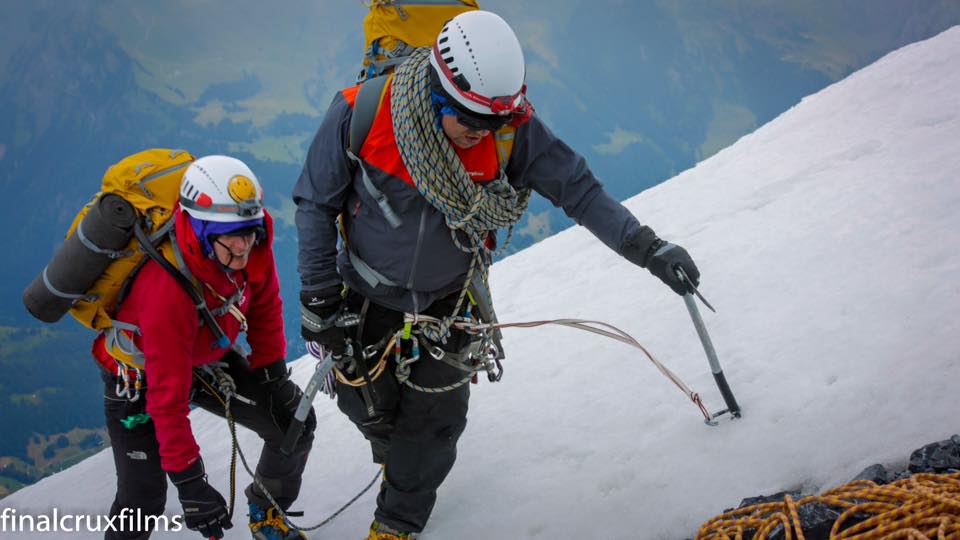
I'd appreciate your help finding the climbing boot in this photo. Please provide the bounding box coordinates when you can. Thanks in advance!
[365,519,417,539]
[249,503,306,540]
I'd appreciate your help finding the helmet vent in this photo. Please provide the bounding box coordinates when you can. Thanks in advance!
[444,56,454,64]
[440,47,450,55]
[452,74,471,92]
[439,36,449,44]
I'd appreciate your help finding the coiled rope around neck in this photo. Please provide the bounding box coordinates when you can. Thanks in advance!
[391,47,531,340]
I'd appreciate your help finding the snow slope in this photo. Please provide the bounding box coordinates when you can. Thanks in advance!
[5,25,960,540]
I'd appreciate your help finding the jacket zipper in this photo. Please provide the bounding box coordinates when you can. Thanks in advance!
[137,161,191,199]
[406,206,429,290]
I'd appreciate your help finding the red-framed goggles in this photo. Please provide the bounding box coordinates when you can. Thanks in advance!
[181,197,263,218]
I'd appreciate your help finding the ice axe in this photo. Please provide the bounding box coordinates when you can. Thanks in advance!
[675,267,741,423]
[280,348,335,456]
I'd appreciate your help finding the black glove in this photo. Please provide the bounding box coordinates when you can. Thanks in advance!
[256,359,306,416]
[623,226,700,295]
[300,286,346,357]
[168,458,232,539]
[254,359,290,386]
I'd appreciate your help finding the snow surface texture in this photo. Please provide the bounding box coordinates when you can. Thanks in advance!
[5,26,960,540]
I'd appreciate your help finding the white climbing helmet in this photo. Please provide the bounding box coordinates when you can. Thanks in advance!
[179,155,264,223]
[429,10,527,117]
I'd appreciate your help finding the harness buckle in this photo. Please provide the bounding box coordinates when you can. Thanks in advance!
[428,345,445,360]
[361,343,382,361]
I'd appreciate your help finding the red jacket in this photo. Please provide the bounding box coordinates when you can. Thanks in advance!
[93,205,286,472]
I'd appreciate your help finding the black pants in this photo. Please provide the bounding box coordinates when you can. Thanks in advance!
[101,350,316,540]
[335,291,472,533]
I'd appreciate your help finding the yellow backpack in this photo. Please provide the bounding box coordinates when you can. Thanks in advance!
[67,148,194,332]
[360,0,480,82]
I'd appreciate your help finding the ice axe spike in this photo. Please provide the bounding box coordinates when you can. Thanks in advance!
[675,267,741,421]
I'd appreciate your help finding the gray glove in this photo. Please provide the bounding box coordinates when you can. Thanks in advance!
[300,286,347,357]
[623,226,700,295]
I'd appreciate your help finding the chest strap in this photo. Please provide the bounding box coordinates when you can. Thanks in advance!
[348,249,400,289]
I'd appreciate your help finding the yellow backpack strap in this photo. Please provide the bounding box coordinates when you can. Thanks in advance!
[494,125,516,169]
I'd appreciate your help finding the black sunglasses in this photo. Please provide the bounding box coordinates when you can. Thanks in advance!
[454,110,511,132]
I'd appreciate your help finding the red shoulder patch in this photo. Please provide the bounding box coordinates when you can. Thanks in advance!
[342,84,361,108]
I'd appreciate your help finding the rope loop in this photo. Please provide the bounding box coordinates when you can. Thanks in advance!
[194,366,381,534]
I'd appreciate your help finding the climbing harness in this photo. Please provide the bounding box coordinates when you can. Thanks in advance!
[389,315,504,394]
[695,472,960,540]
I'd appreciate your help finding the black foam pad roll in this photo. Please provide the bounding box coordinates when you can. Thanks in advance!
[22,194,136,323]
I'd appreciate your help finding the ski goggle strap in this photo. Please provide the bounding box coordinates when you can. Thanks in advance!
[180,197,263,218]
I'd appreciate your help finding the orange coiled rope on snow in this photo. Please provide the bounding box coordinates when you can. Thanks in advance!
[695,472,960,540]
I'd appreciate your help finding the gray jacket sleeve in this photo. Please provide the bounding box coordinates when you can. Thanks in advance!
[292,92,353,292]
[507,114,644,255]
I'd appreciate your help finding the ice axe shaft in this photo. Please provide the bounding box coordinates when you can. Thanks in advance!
[281,353,334,456]
[676,268,741,419]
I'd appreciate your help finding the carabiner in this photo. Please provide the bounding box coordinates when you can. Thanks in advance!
[129,366,143,403]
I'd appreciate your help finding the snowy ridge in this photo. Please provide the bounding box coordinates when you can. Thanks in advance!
[5,26,960,540]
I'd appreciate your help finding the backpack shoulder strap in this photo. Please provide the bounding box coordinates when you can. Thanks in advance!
[493,125,516,168]
[349,73,392,158]
[345,73,403,229]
